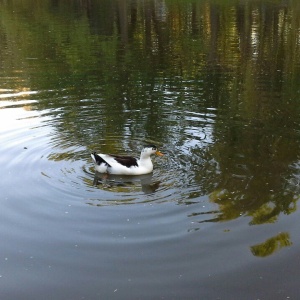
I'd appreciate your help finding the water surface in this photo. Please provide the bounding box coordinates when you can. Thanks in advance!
[1,0,300,299]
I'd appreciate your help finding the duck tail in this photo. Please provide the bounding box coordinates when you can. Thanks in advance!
[91,152,97,164]
[91,152,111,167]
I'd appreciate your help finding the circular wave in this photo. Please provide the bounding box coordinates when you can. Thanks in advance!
[1,98,215,207]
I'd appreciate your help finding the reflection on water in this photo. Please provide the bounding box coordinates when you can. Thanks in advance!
[251,232,292,257]
[92,172,159,192]
[1,0,300,299]
[88,172,161,205]
[0,0,299,240]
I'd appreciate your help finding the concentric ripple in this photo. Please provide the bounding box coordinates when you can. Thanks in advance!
[1,92,218,208]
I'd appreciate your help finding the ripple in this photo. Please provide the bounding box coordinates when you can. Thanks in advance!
[0,95,214,208]
[0,90,38,99]
[80,137,208,206]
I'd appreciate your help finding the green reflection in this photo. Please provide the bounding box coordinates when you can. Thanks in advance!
[251,232,292,257]
[1,0,300,221]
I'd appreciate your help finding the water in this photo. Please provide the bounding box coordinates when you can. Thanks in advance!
[1,0,300,299]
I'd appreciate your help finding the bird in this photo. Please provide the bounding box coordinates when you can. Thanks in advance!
[91,145,163,175]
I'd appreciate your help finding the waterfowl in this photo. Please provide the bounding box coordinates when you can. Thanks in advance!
[91,145,163,175]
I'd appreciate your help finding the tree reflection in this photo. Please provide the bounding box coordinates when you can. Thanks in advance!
[250,232,292,257]
[1,0,300,227]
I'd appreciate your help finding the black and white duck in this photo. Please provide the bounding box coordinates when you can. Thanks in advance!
[91,145,163,175]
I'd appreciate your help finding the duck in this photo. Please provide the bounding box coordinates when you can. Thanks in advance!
[91,145,163,175]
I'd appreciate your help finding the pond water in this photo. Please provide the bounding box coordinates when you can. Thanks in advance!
[1,0,300,299]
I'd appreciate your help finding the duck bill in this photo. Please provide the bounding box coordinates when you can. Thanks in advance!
[155,150,164,156]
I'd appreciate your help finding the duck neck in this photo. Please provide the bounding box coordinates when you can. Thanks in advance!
[139,153,153,167]
[140,152,151,161]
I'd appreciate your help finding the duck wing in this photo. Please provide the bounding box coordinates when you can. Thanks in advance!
[109,155,139,168]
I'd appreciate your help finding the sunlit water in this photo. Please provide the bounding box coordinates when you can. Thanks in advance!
[1,1,300,299]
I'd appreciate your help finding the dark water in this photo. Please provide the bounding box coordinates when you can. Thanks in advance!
[1,0,300,299]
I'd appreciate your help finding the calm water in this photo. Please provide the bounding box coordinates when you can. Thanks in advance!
[1,0,300,299]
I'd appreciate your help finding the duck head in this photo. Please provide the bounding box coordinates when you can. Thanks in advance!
[141,145,164,158]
